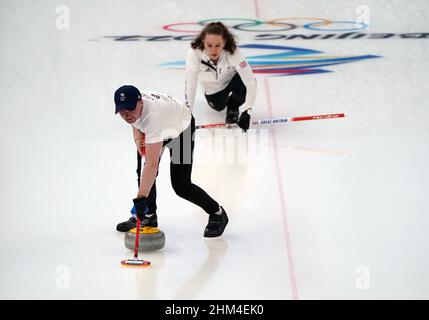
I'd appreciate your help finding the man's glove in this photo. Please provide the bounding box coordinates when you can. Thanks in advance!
[132,197,149,220]
[238,110,251,132]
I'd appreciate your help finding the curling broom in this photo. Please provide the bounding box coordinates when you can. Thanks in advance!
[195,113,345,129]
[120,217,151,267]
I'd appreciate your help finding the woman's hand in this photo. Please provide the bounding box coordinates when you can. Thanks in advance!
[238,110,250,132]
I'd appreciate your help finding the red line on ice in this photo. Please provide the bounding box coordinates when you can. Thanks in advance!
[263,78,299,300]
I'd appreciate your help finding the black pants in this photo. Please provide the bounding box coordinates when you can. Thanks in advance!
[136,116,220,215]
[205,73,246,112]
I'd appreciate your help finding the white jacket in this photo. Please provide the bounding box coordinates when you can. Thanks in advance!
[185,47,256,113]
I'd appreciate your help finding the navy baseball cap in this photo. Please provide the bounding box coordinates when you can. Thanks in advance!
[114,85,142,114]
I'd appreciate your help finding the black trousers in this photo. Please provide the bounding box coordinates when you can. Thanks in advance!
[136,116,220,215]
[204,73,246,112]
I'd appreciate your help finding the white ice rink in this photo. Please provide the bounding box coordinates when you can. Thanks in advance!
[1,0,429,299]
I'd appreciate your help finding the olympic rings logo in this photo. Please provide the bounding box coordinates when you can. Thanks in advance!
[163,18,368,33]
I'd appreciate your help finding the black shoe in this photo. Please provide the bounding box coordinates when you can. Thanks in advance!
[204,207,229,238]
[116,213,158,232]
[225,108,239,124]
[141,213,158,228]
[116,216,137,232]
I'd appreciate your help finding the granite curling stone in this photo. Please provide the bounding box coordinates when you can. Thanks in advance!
[124,226,165,251]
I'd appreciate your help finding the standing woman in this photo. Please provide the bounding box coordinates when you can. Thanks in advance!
[185,22,257,130]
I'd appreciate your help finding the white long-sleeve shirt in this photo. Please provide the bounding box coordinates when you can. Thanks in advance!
[185,47,257,113]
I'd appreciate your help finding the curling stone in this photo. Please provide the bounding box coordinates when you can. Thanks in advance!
[124,226,165,251]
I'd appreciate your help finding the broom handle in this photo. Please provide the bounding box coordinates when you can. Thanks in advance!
[195,113,345,129]
[134,217,141,259]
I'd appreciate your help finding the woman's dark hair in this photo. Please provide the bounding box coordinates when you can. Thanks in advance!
[191,22,237,54]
